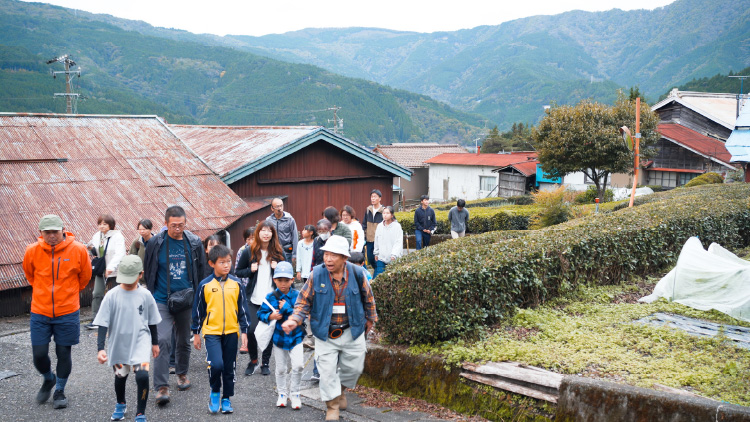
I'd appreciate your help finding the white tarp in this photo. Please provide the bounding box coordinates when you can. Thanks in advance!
[611,186,654,201]
[639,237,750,322]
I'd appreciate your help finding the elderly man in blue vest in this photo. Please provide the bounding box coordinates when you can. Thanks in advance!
[282,235,377,421]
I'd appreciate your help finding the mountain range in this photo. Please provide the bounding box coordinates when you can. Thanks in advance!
[0,0,748,145]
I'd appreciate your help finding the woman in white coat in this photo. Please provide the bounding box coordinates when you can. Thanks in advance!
[373,206,403,279]
[85,214,126,329]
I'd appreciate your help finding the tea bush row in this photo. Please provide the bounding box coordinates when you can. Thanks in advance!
[373,183,750,344]
[396,206,537,234]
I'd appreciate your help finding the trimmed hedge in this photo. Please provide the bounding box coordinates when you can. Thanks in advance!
[396,206,536,234]
[684,172,724,188]
[373,183,750,344]
[433,197,513,210]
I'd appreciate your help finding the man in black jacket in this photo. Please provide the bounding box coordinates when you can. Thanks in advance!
[414,195,436,250]
[144,205,207,405]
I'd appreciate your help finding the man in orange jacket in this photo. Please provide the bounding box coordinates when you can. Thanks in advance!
[22,214,92,410]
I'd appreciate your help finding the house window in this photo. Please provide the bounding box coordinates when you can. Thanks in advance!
[648,171,678,188]
[479,176,495,192]
[678,173,698,186]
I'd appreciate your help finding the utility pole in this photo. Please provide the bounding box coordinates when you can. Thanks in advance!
[47,55,81,114]
[327,106,342,134]
[729,75,749,118]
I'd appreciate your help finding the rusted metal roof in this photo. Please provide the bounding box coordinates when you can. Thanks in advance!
[0,113,255,291]
[658,123,734,168]
[170,125,412,183]
[373,143,469,168]
[425,152,538,167]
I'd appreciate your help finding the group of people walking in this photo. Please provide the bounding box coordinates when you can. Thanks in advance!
[22,191,470,420]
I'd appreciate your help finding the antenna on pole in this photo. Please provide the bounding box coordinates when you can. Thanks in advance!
[47,55,81,114]
[327,106,342,134]
[729,75,749,118]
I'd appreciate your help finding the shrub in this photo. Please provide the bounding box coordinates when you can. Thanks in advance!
[683,172,724,188]
[396,205,536,234]
[507,195,535,205]
[373,183,750,344]
[433,197,510,210]
[529,186,572,229]
[574,185,614,204]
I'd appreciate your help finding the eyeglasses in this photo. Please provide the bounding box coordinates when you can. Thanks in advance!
[168,223,185,229]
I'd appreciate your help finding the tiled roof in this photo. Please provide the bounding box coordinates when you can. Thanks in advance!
[425,152,538,167]
[658,123,734,167]
[0,113,255,291]
[373,143,469,168]
[171,125,411,183]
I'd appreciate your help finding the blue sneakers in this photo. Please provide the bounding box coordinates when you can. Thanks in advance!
[220,398,233,414]
[111,402,127,421]
[134,414,147,422]
[208,392,221,414]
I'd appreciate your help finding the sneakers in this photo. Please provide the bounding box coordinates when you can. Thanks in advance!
[310,369,320,382]
[260,364,270,376]
[244,360,257,376]
[111,402,127,421]
[36,374,56,403]
[303,335,315,349]
[276,393,287,407]
[52,390,68,409]
[169,367,176,374]
[208,392,221,414]
[85,322,97,330]
[220,398,233,414]
[290,393,302,410]
[134,415,147,422]
[155,386,170,406]
[177,374,191,391]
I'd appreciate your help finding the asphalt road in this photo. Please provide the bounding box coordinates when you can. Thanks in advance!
[0,321,331,422]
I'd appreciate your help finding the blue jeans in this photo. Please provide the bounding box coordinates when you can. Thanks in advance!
[365,242,375,269]
[373,260,387,279]
[415,231,431,250]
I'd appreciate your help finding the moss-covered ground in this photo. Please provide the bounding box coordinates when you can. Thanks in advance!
[410,273,750,407]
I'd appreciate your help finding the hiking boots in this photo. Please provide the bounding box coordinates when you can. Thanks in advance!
[176,374,191,391]
[155,386,170,405]
[36,374,56,403]
[52,390,68,409]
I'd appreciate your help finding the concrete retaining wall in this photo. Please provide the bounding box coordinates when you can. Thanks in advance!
[556,376,750,422]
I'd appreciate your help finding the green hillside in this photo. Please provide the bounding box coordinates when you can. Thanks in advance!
[0,0,486,145]
[661,66,750,99]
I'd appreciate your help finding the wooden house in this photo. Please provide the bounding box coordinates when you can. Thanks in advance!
[171,125,412,252]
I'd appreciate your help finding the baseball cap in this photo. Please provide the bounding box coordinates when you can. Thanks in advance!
[116,255,143,284]
[320,235,351,258]
[38,214,63,231]
[273,261,294,279]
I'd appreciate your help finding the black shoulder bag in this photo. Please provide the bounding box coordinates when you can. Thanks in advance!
[91,237,110,277]
[166,235,195,314]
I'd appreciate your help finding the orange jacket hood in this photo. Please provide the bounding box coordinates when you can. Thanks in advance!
[23,231,93,318]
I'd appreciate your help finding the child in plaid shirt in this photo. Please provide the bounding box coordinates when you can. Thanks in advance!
[257,261,305,410]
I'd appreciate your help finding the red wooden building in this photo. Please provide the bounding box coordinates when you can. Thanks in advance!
[171,125,412,252]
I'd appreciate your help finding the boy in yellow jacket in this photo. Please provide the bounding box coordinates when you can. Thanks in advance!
[191,245,249,414]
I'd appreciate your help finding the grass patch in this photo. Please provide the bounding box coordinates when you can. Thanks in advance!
[410,277,750,407]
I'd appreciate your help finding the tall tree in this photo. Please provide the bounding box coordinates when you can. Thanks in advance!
[481,126,503,153]
[533,92,659,200]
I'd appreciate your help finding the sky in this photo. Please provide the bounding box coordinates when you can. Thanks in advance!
[27,0,677,37]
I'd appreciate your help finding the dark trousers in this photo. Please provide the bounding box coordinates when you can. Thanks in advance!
[415,231,431,250]
[247,302,273,364]
[204,334,238,397]
[365,241,375,269]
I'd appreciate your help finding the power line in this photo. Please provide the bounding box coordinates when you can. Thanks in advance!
[47,54,81,114]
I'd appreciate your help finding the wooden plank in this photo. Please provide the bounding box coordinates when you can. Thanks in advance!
[460,372,558,403]
[463,362,563,389]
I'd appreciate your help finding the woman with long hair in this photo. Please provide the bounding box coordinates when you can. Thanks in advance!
[85,214,126,329]
[373,206,403,279]
[235,221,285,376]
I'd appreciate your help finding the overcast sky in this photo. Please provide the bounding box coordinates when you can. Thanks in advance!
[26,0,677,37]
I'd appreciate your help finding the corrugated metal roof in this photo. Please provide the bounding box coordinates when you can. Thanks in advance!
[494,160,540,177]
[658,123,734,167]
[373,143,469,168]
[652,90,745,130]
[727,105,750,162]
[170,125,412,182]
[425,152,538,167]
[0,113,255,291]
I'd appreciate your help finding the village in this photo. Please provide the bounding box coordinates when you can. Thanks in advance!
[2,0,750,421]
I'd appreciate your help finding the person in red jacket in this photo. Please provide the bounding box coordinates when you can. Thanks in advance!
[22,214,92,410]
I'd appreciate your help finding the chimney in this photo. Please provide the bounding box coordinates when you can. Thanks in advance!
[477,145,481,154]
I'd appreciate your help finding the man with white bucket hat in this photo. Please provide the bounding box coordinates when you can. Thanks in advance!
[282,235,377,421]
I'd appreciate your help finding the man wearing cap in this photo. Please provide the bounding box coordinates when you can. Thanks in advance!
[22,214,92,409]
[282,235,377,421]
[362,189,384,269]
